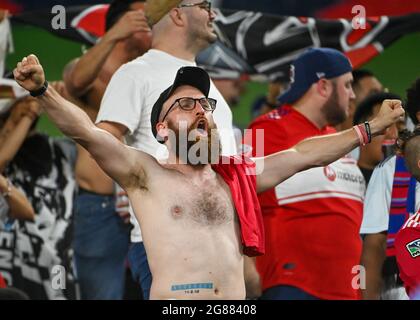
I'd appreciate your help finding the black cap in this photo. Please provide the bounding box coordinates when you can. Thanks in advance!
[150,66,210,142]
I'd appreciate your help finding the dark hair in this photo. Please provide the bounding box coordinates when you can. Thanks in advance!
[406,77,420,125]
[396,128,415,154]
[353,92,401,125]
[105,0,145,31]
[397,126,420,181]
[352,69,375,88]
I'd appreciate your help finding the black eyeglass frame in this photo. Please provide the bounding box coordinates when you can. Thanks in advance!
[160,97,217,122]
[177,0,212,12]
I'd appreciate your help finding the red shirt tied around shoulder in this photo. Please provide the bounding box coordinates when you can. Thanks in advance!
[212,156,265,257]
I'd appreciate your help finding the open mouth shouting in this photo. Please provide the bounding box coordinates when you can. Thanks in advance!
[195,118,208,137]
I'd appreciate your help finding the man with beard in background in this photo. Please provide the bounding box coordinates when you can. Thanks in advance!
[247,48,367,300]
[14,57,404,299]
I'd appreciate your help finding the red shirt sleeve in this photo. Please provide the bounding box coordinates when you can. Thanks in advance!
[246,116,289,157]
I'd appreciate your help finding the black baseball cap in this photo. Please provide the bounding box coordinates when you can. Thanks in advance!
[150,66,210,142]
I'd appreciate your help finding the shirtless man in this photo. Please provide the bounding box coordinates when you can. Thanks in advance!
[62,0,151,299]
[14,55,404,299]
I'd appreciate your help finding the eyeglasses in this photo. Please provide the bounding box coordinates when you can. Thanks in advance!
[161,97,217,122]
[177,0,212,13]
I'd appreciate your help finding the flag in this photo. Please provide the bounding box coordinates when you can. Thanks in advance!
[10,6,420,81]
[316,0,420,19]
[11,4,108,45]
[212,10,420,80]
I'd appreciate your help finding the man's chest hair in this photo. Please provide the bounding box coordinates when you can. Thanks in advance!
[166,175,235,226]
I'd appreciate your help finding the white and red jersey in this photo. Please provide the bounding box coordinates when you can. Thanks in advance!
[247,106,365,300]
[395,210,420,298]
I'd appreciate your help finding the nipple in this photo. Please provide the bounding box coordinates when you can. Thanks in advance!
[171,205,183,219]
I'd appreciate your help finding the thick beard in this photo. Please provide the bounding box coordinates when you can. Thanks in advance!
[321,86,347,126]
[169,118,221,165]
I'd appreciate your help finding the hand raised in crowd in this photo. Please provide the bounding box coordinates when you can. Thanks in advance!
[0,174,35,221]
[13,55,45,92]
[26,98,42,118]
[8,100,28,124]
[7,97,41,126]
[0,96,42,171]
[105,10,151,43]
[370,99,405,134]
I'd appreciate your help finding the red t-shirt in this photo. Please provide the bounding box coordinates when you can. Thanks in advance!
[395,211,420,298]
[246,106,365,300]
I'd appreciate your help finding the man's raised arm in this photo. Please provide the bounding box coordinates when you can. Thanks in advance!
[13,54,152,188]
[63,10,150,97]
[255,99,404,193]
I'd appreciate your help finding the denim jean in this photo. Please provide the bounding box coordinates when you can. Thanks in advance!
[261,285,320,300]
[128,242,152,300]
[73,190,130,300]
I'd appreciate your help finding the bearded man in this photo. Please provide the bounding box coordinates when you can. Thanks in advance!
[95,0,236,299]
[247,47,370,300]
[14,55,404,299]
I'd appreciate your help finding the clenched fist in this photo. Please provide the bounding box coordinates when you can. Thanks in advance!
[13,54,45,92]
[371,99,405,135]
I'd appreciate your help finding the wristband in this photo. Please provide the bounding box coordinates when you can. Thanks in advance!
[364,121,372,143]
[357,124,369,145]
[353,125,365,146]
[30,80,48,97]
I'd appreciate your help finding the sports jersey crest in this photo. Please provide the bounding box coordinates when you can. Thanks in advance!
[406,239,420,258]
